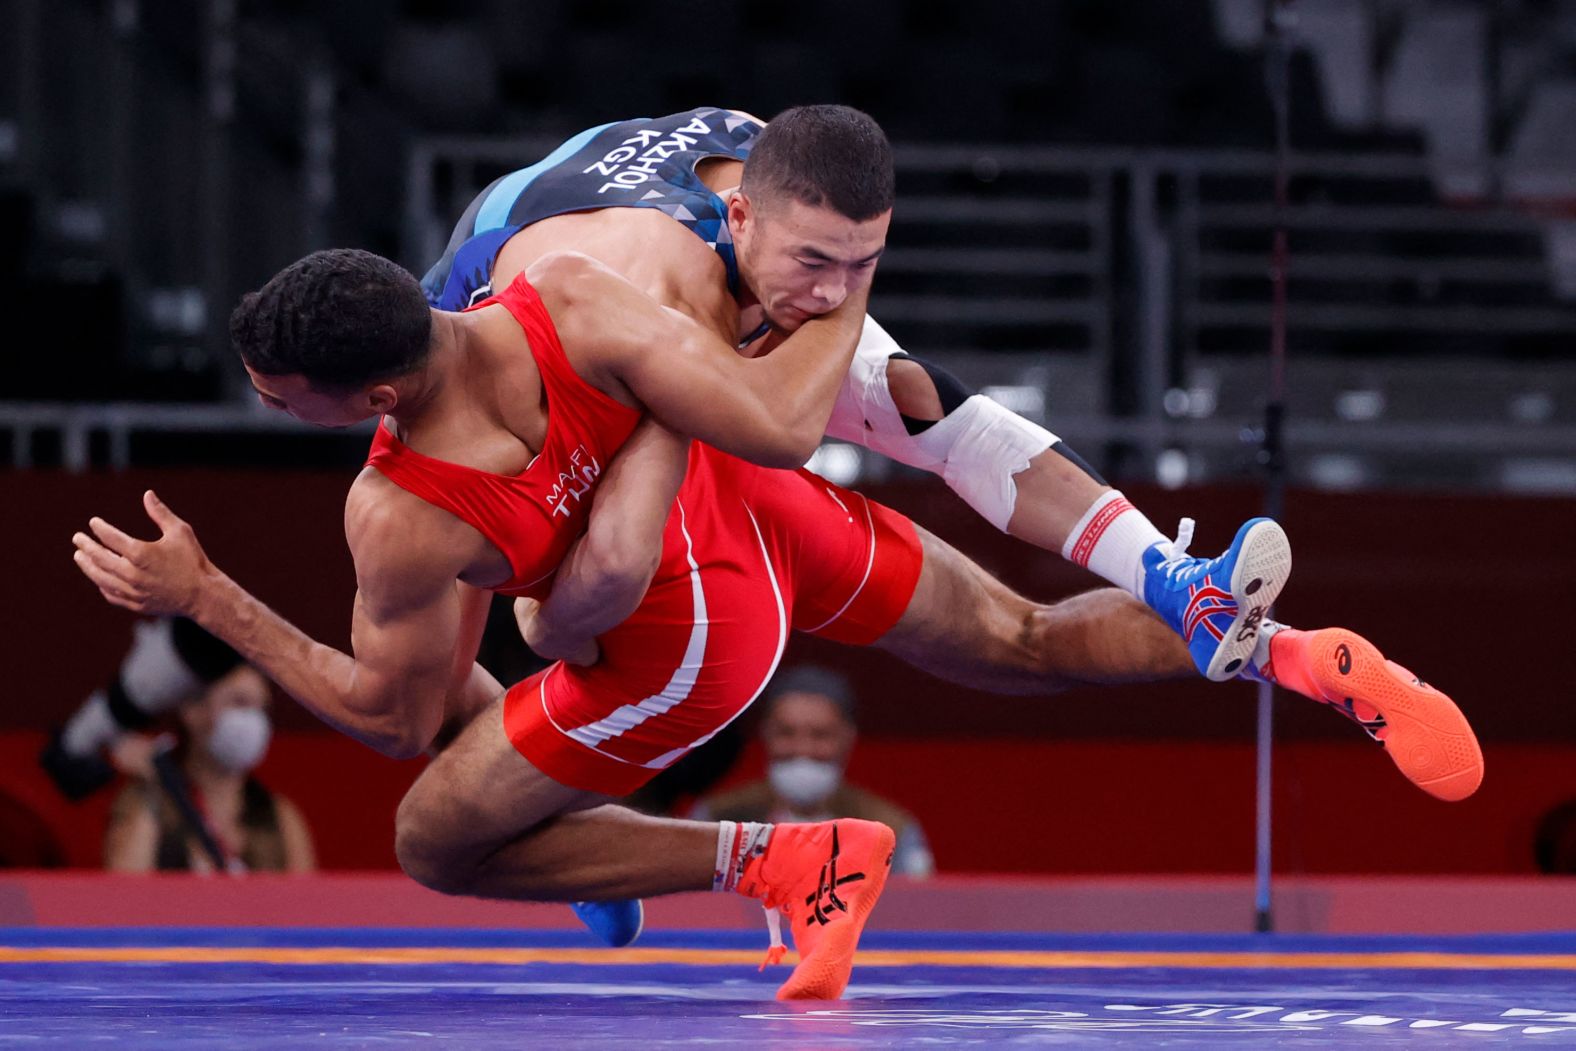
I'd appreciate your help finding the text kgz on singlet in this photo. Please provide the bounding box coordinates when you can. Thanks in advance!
[584,116,712,194]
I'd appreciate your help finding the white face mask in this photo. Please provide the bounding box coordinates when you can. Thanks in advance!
[206,708,272,773]
[768,757,842,809]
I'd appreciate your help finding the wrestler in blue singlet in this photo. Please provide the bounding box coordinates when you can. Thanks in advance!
[422,107,762,311]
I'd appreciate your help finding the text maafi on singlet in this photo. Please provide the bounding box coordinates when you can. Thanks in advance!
[365,274,640,598]
[421,107,761,311]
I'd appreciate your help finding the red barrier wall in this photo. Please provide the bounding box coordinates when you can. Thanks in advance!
[2,730,1569,875]
[6,468,1575,874]
[8,468,1574,742]
[7,871,1576,933]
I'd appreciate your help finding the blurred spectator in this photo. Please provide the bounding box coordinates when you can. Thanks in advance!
[42,617,244,801]
[103,665,315,873]
[692,665,934,878]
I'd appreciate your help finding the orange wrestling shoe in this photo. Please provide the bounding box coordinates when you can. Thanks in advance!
[737,819,895,1000]
[1273,626,1484,801]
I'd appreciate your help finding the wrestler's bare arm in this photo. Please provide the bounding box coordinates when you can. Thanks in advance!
[336,494,474,756]
[530,251,866,468]
[71,487,481,759]
[431,582,505,747]
[519,418,691,662]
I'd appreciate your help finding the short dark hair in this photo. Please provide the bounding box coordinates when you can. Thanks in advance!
[741,105,894,221]
[763,665,858,725]
[230,248,433,387]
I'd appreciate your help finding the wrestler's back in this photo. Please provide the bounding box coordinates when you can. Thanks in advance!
[423,108,761,341]
[492,206,740,345]
[363,275,641,596]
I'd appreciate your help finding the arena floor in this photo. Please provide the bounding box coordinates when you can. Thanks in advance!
[4,928,1575,1048]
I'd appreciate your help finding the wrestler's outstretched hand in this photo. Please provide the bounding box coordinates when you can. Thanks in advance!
[514,596,599,667]
[72,490,216,617]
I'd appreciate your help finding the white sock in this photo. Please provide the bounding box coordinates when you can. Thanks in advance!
[712,820,773,893]
[60,691,118,757]
[1247,618,1287,679]
[1061,490,1169,598]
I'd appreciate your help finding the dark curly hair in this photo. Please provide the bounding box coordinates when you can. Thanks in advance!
[230,249,433,387]
[741,105,894,222]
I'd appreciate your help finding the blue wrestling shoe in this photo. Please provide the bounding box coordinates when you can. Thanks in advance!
[1141,517,1292,682]
[571,899,645,948]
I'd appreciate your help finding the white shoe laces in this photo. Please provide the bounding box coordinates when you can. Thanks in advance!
[758,905,787,971]
[1156,517,1198,583]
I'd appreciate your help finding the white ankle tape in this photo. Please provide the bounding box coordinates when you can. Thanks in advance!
[712,822,738,893]
[713,821,772,893]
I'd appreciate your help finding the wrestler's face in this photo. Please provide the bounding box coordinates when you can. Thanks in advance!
[245,366,394,428]
[730,194,889,331]
[761,692,856,767]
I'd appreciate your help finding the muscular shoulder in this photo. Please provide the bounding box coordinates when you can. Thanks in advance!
[526,251,653,342]
[526,243,717,308]
[345,470,474,597]
[345,468,428,554]
[528,226,732,332]
[522,248,605,297]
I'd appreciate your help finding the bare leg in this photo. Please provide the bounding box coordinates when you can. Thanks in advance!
[1004,446,1109,551]
[395,695,716,902]
[875,525,1195,694]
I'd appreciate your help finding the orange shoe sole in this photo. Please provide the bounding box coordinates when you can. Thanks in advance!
[1306,628,1484,802]
[775,822,896,1001]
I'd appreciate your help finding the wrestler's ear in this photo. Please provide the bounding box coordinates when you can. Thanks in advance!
[366,384,399,415]
[727,191,753,239]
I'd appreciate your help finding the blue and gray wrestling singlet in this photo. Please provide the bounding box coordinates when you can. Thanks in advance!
[422,107,763,310]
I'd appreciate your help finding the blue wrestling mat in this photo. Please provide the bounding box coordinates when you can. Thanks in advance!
[3,928,1575,1047]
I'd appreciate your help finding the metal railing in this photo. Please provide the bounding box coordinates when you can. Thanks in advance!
[6,394,1574,495]
[5,137,1575,494]
[0,402,373,472]
[403,136,1576,495]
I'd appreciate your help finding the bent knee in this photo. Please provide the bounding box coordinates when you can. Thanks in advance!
[393,786,473,895]
[395,813,462,895]
[1024,588,1177,686]
[1018,607,1076,693]
[395,841,459,895]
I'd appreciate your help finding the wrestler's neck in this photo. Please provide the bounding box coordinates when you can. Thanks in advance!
[383,311,487,434]
[710,181,770,341]
[725,241,775,353]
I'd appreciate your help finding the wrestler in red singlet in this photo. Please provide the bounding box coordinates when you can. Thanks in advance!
[367,274,923,795]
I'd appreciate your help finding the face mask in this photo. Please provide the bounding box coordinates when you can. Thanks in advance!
[206,708,272,773]
[769,757,842,809]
